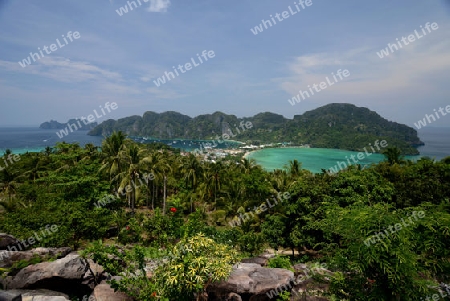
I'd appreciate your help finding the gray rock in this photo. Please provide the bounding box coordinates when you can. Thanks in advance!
[90,283,133,301]
[240,257,268,267]
[3,255,91,298]
[0,234,19,251]
[0,289,69,301]
[0,248,72,269]
[207,263,294,301]
[0,290,22,301]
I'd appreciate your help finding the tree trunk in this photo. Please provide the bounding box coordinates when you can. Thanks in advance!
[163,175,167,215]
[152,181,155,210]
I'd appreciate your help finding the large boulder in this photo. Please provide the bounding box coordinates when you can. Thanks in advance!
[0,247,72,269]
[89,282,134,301]
[0,234,19,250]
[207,263,294,301]
[0,289,70,301]
[3,254,91,298]
[290,263,333,300]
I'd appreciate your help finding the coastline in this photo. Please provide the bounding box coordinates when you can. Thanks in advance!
[243,150,257,159]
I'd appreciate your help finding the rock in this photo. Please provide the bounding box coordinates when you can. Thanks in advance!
[0,234,19,250]
[290,263,333,300]
[207,263,294,301]
[225,292,242,301]
[90,283,133,301]
[3,254,91,298]
[240,257,268,267]
[82,259,107,290]
[0,248,72,269]
[0,290,22,301]
[0,289,69,301]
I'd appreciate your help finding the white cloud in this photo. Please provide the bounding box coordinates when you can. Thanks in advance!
[147,0,170,13]
[278,35,450,105]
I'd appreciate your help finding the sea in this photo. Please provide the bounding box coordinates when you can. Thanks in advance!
[0,127,241,154]
[0,126,448,173]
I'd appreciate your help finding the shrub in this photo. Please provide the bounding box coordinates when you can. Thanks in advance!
[267,255,293,271]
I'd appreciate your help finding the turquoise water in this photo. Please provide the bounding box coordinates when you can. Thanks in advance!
[247,147,420,173]
[247,128,450,173]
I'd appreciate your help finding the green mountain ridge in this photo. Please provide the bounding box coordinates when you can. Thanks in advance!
[87,103,423,155]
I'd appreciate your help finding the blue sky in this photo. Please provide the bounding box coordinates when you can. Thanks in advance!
[0,0,449,127]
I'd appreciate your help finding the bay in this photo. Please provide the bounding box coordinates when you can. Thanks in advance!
[247,127,450,173]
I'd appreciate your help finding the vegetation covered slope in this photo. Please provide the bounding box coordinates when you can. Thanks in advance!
[87,103,423,154]
[0,134,449,300]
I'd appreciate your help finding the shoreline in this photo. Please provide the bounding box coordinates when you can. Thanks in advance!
[243,150,257,159]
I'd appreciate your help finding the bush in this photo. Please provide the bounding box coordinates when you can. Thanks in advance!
[267,255,293,271]
[118,217,142,244]
[237,231,265,256]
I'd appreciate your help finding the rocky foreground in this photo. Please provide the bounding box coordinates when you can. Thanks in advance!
[0,233,332,301]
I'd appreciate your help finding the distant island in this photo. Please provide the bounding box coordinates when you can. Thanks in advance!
[85,103,423,155]
[40,119,98,131]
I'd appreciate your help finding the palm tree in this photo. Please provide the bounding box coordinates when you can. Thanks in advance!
[115,144,142,213]
[287,159,301,177]
[180,154,203,190]
[44,146,53,156]
[271,169,289,192]
[203,161,223,210]
[99,131,127,191]
[155,151,172,214]
[19,153,45,183]
[141,152,160,209]
[239,158,257,174]
[383,147,404,165]
[0,169,18,202]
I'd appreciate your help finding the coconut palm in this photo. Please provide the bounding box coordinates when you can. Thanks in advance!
[180,153,203,190]
[0,169,18,202]
[239,158,258,174]
[99,131,127,190]
[141,152,160,209]
[114,144,143,212]
[155,151,172,214]
[383,147,404,165]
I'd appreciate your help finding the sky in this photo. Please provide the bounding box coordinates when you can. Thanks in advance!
[0,0,450,127]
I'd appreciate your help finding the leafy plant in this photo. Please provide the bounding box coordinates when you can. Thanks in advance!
[267,255,293,272]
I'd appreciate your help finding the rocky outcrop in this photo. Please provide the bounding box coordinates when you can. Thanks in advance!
[2,254,92,298]
[0,247,72,269]
[207,263,295,301]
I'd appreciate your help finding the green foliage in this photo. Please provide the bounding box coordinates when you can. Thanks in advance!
[8,255,47,276]
[81,240,126,275]
[237,231,265,256]
[318,203,439,300]
[267,255,293,272]
[1,133,449,301]
[276,291,291,301]
[153,233,240,300]
[92,234,240,301]
[143,208,183,246]
[118,217,143,244]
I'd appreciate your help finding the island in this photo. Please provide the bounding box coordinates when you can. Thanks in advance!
[86,103,423,155]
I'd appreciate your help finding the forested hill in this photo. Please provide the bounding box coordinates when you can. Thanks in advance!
[87,103,423,155]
